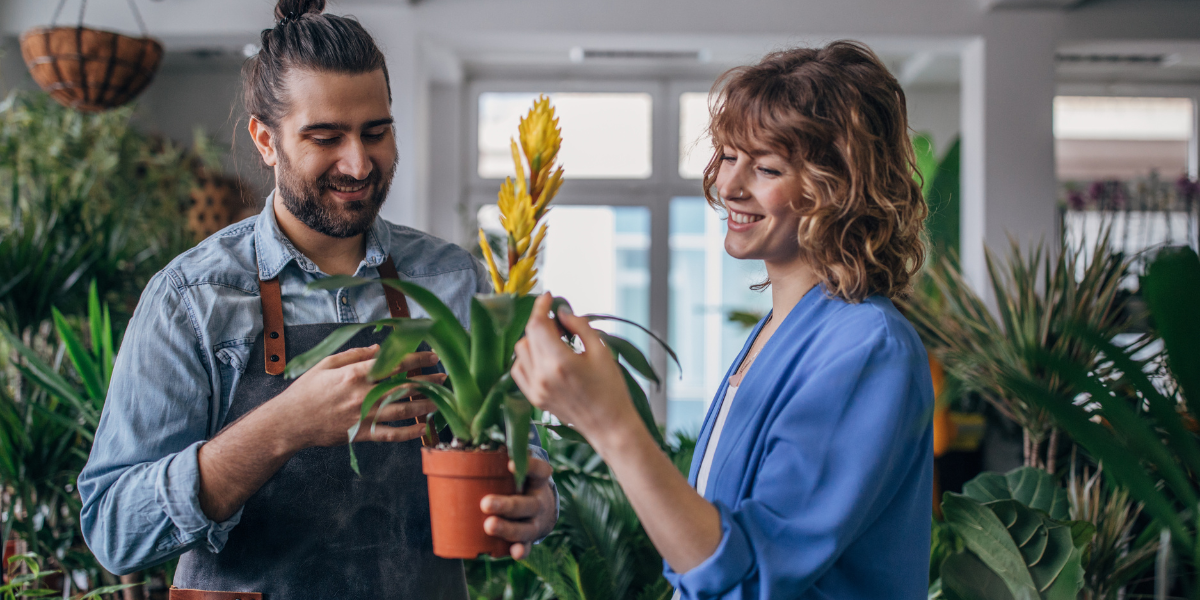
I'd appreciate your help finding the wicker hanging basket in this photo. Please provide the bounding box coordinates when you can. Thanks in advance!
[19,1,162,113]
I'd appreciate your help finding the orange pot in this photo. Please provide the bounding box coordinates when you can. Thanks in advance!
[421,447,515,559]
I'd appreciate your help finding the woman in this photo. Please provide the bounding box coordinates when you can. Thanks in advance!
[508,41,934,599]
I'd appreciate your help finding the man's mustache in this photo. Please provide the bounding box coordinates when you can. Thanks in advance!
[319,170,381,189]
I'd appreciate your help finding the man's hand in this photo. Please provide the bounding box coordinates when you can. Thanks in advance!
[276,345,444,451]
[480,457,557,560]
[198,345,443,523]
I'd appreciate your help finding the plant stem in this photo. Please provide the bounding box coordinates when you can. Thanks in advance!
[1046,427,1059,475]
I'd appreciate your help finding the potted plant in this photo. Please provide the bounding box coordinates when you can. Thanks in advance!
[286,96,670,559]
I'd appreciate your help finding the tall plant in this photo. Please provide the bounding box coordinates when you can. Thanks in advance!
[0,91,201,336]
[287,97,670,488]
[0,282,121,582]
[899,234,1135,472]
[1002,246,1200,597]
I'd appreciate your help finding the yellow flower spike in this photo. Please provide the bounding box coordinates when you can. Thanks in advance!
[479,96,563,297]
[478,228,505,293]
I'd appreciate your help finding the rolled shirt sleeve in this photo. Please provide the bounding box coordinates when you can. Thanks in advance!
[665,330,932,598]
[79,271,238,575]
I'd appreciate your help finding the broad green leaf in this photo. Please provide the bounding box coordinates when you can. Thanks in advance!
[476,293,516,331]
[503,294,538,371]
[963,467,1068,520]
[1142,246,1200,405]
[285,323,371,378]
[940,551,1017,600]
[472,373,514,442]
[1026,522,1074,592]
[368,319,432,381]
[348,377,465,474]
[53,307,104,400]
[470,297,504,396]
[1067,520,1094,550]
[599,331,660,386]
[941,493,1040,600]
[621,363,665,448]
[1039,545,1086,600]
[503,393,532,492]
[377,278,471,352]
[427,318,484,422]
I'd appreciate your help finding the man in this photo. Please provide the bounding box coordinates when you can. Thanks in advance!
[78,3,557,598]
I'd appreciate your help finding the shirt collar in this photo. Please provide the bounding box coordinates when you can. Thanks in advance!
[254,191,392,280]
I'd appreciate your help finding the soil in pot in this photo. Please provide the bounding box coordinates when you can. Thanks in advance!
[421,447,516,559]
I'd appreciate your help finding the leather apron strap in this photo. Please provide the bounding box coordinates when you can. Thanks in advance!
[257,255,434,445]
[169,587,261,600]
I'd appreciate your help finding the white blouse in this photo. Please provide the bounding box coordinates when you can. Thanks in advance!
[696,384,738,497]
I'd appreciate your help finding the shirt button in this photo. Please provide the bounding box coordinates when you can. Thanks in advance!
[340,296,348,305]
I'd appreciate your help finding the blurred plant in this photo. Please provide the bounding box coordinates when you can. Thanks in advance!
[1000,246,1200,598]
[898,232,1136,473]
[912,134,961,267]
[467,426,697,600]
[0,282,120,584]
[1,552,137,599]
[1066,457,1158,599]
[930,467,1092,600]
[0,90,205,337]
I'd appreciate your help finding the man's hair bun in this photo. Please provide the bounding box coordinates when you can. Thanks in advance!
[274,0,325,23]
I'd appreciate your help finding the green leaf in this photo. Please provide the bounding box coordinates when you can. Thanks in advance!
[963,467,1069,520]
[941,493,1040,600]
[940,551,1018,600]
[377,278,471,353]
[599,331,660,386]
[548,424,589,444]
[1,327,87,414]
[577,546,617,600]
[1039,544,1085,600]
[53,307,104,401]
[87,280,102,364]
[100,302,115,388]
[470,297,504,396]
[586,313,680,372]
[620,363,664,448]
[503,294,538,371]
[285,323,371,378]
[1142,246,1200,405]
[368,319,432,381]
[521,544,584,600]
[472,373,514,442]
[74,582,142,599]
[348,377,465,474]
[503,393,532,493]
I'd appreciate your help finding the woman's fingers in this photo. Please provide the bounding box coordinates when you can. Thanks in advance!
[483,515,543,542]
[557,307,607,358]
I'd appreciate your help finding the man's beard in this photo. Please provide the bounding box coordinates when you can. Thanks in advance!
[276,147,394,239]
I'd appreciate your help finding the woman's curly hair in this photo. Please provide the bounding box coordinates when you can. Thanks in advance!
[703,41,927,302]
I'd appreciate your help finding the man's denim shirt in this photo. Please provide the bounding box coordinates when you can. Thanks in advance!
[79,195,553,575]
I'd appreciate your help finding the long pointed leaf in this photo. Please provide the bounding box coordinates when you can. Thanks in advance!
[284,323,372,378]
[472,373,514,442]
[587,313,680,371]
[470,297,504,396]
[368,319,433,381]
[53,307,104,401]
[598,331,659,386]
[620,363,664,448]
[503,294,537,371]
[503,392,532,492]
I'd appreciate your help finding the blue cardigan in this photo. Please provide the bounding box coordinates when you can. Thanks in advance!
[664,287,934,599]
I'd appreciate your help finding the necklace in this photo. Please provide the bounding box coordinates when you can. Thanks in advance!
[734,314,773,379]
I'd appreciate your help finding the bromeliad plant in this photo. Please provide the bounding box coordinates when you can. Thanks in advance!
[286,96,670,489]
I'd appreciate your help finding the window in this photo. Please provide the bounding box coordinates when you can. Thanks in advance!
[1055,96,1194,181]
[679,92,713,179]
[477,92,653,179]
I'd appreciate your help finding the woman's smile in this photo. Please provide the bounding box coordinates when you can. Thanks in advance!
[727,207,765,228]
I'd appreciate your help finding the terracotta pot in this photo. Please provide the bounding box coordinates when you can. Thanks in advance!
[421,447,514,559]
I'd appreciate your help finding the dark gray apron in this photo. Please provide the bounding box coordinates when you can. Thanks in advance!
[173,259,467,600]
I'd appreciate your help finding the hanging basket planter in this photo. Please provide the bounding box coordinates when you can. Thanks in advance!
[19,0,162,113]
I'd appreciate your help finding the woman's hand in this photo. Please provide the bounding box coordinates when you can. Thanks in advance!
[480,457,557,560]
[511,293,640,444]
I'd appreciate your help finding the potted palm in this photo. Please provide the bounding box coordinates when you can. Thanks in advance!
[285,96,669,559]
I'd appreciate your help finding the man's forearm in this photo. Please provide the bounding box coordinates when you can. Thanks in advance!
[197,400,300,522]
